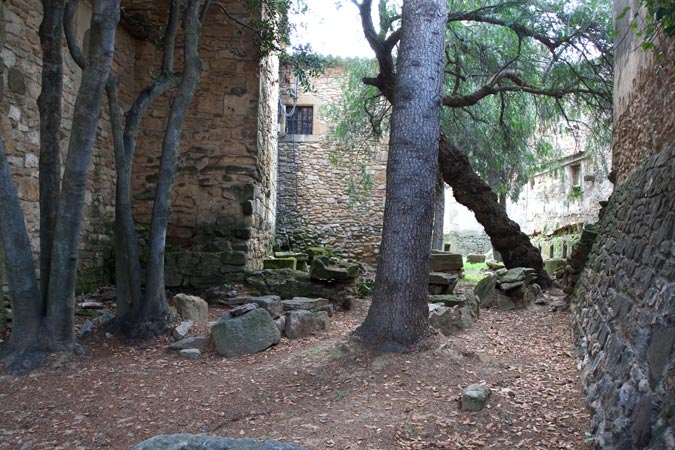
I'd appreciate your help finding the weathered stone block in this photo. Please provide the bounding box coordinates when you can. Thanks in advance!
[263,257,297,270]
[282,297,331,312]
[310,256,359,281]
[221,295,283,318]
[169,335,210,351]
[430,252,464,272]
[284,310,329,339]
[173,294,209,321]
[466,254,486,263]
[211,308,280,357]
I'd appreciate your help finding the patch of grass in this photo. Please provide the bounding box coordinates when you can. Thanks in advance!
[463,261,489,271]
[306,345,329,356]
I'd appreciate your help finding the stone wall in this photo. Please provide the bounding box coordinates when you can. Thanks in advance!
[1,0,137,290]
[613,0,675,183]
[276,65,387,263]
[128,1,276,273]
[571,142,674,448]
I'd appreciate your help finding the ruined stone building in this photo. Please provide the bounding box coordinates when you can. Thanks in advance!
[1,0,279,290]
[276,64,387,264]
[571,0,675,445]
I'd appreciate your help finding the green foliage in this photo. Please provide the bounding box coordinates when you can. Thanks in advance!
[326,58,390,205]
[463,261,488,272]
[618,0,675,64]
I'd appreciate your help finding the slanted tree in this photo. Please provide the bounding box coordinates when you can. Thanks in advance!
[0,0,120,372]
[351,0,613,288]
[353,0,447,351]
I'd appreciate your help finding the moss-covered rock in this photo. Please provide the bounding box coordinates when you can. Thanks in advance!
[263,257,297,270]
[310,256,359,281]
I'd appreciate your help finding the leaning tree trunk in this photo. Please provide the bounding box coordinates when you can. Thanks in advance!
[45,0,120,349]
[438,133,552,287]
[354,0,447,351]
[37,0,64,308]
[143,0,203,321]
[0,129,43,358]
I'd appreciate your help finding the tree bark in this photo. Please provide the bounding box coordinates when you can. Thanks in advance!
[46,0,120,348]
[0,130,42,355]
[354,0,447,351]
[143,0,203,320]
[107,0,180,328]
[37,0,64,308]
[355,0,553,288]
[438,134,552,287]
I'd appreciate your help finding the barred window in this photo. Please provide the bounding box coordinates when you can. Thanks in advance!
[286,106,313,135]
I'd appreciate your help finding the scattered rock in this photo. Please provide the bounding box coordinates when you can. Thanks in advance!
[78,301,105,309]
[230,303,258,316]
[274,316,286,333]
[131,434,309,450]
[428,291,479,336]
[211,308,280,357]
[79,319,94,338]
[173,294,208,322]
[428,272,459,295]
[172,321,193,341]
[486,261,505,270]
[220,295,282,318]
[462,384,491,411]
[310,256,359,281]
[285,310,329,339]
[169,335,210,351]
[179,349,200,359]
[282,297,331,312]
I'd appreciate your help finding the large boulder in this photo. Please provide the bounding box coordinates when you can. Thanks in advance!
[132,434,308,450]
[474,275,497,307]
[211,308,280,358]
[173,294,208,322]
[284,310,329,339]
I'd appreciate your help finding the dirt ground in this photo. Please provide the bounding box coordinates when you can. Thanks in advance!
[0,289,593,450]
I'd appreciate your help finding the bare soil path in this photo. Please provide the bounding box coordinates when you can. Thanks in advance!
[0,291,592,450]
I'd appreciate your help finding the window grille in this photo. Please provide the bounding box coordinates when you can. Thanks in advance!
[286,106,313,135]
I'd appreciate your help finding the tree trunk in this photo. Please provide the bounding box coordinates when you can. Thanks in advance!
[143,0,203,321]
[432,170,445,250]
[46,0,120,348]
[354,0,447,351]
[438,133,552,287]
[0,129,43,358]
[37,0,64,308]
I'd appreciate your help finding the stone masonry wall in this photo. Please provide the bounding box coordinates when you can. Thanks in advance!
[613,0,675,183]
[1,0,137,291]
[130,2,276,273]
[276,65,387,263]
[572,141,674,448]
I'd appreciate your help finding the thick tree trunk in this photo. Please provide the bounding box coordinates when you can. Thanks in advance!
[432,170,445,250]
[143,0,203,320]
[0,130,43,357]
[354,0,447,351]
[37,0,64,307]
[355,0,551,288]
[438,133,552,287]
[46,0,120,348]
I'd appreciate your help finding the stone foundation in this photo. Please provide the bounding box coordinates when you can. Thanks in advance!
[571,142,674,448]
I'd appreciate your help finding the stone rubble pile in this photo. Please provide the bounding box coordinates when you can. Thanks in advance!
[474,267,541,310]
